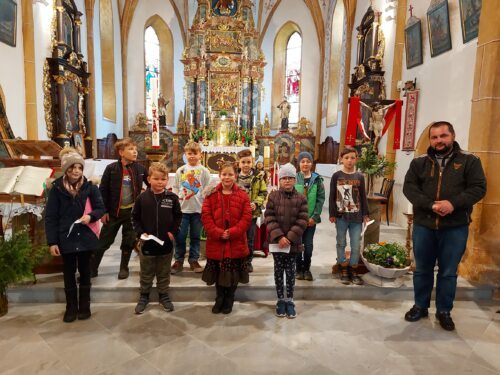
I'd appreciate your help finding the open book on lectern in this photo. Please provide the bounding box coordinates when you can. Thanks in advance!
[0,166,54,196]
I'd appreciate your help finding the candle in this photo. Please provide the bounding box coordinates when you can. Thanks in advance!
[235,107,238,115]
[237,115,240,125]
[407,202,413,214]
[253,117,256,128]
[203,113,206,124]
[263,146,270,158]
[208,105,212,113]
[249,145,255,158]
[190,113,193,124]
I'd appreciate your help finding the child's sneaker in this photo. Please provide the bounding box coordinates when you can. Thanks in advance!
[135,294,149,314]
[286,301,297,319]
[339,265,351,285]
[349,266,364,285]
[159,293,174,312]
[275,300,286,317]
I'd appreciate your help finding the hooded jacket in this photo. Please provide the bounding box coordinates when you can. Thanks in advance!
[45,177,105,254]
[201,183,252,260]
[403,141,486,229]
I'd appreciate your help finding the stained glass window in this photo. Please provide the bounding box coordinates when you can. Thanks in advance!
[285,32,302,124]
[145,27,160,120]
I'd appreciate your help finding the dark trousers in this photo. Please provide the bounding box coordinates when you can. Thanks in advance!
[93,208,136,269]
[413,224,469,312]
[246,218,257,262]
[140,252,173,295]
[296,225,316,272]
[62,251,92,289]
[273,253,296,299]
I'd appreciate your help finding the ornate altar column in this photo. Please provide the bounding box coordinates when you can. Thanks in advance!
[459,1,500,286]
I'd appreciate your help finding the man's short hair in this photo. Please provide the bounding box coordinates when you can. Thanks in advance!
[184,141,202,153]
[340,146,358,158]
[237,149,252,159]
[115,137,137,153]
[429,121,455,137]
[149,162,168,176]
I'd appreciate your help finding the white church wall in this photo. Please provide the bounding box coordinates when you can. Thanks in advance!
[93,0,123,139]
[0,2,25,138]
[127,0,184,130]
[260,0,320,130]
[391,1,477,228]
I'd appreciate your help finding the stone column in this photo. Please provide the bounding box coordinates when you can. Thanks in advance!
[22,0,38,140]
[459,2,500,286]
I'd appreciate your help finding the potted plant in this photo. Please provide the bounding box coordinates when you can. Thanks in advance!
[0,230,47,316]
[361,241,411,287]
[356,143,396,195]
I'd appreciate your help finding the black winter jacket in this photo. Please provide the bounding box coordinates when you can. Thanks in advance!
[403,142,486,230]
[265,188,308,254]
[99,160,149,217]
[132,189,182,256]
[45,177,105,254]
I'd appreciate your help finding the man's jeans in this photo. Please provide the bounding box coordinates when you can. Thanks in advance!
[413,224,469,312]
[174,213,202,263]
[296,225,316,272]
[335,218,362,266]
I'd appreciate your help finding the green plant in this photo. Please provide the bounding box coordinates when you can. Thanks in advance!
[240,128,253,146]
[363,242,410,268]
[356,143,396,194]
[227,127,238,145]
[219,110,228,117]
[0,230,47,316]
[191,128,204,143]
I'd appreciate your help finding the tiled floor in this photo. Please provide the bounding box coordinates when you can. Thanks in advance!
[1,301,499,374]
[2,210,499,374]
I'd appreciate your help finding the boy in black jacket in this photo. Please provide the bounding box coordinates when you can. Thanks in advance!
[132,162,182,314]
[92,138,149,279]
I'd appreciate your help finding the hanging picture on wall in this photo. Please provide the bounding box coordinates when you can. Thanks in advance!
[427,0,452,58]
[405,18,423,69]
[459,0,482,43]
[0,0,17,47]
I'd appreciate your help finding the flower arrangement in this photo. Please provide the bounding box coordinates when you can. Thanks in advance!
[363,242,410,269]
[240,128,253,146]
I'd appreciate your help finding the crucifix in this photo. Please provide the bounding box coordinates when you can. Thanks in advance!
[409,4,414,17]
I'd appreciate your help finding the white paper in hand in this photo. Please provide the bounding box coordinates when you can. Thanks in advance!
[361,220,375,236]
[140,234,164,246]
[67,219,82,238]
[269,243,290,253]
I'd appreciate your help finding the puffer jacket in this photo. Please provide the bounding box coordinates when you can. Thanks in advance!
[45,177,105,254]
[264,188,309,254]
[403,142,486,229]
[201,183,253,260]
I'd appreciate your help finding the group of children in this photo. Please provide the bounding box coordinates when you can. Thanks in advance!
[45,138,369,322]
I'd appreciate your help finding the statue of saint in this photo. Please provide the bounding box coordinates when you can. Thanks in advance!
[277,96,291,131]
[158,94,170,116]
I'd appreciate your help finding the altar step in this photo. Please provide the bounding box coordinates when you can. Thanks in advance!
[8,274,495,304]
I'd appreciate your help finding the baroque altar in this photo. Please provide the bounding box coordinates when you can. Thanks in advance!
[181,0,266,133]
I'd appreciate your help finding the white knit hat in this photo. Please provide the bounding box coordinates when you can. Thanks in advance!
[60,149,85,174]
[278,163,296,180]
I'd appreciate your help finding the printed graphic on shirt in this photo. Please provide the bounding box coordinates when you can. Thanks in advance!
[161,198,173,208]
[336,179,361,213]
[180,169,202,200]
[121,169,133,206]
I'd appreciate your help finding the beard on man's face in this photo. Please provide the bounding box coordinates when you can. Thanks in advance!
[433,143,453,155]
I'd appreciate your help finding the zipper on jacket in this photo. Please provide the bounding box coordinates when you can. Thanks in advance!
[435,169,442,229]
[116,163,124,217]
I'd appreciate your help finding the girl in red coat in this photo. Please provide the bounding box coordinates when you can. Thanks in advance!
[201,161,252,314]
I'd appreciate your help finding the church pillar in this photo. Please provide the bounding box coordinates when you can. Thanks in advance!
[21,0,38,140]
[459,2,500,285]
[242,78,250,128]
[251,80,259,127]
[84,0,96,155]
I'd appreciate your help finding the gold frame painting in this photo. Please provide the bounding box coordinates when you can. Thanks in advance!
[0,0,17,47]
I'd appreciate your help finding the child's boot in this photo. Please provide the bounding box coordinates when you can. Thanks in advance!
[222,286,236,314]
[78,285,92,320]
[118,250,132,279]
[159,293,174,312]
[339,264,351,285]
[135,293,149,314]
[349,265,364,285]
[63,288,78,323]
[212,285,225,314]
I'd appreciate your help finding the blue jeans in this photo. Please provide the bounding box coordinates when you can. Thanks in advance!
[246,218,257,261]
[413,224,469,312]
[174,213,202,263]
[296,225,316,272]
[335,218,362,266]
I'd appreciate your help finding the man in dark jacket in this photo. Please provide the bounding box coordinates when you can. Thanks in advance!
[92,138,149,279]
[403,121,486,331]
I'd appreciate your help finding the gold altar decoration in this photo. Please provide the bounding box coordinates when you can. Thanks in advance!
[293,117,314,137]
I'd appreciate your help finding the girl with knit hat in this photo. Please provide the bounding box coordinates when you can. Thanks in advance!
[294,151,325,281]
[265,163,308,318]
[45,148,105,322]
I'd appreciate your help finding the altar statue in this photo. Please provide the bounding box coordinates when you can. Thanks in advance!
[277,96,291,131]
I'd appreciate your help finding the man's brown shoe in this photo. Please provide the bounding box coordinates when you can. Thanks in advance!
[189,261,204,273]
[171,261,184,274]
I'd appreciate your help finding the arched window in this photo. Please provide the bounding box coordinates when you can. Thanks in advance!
[284,32,302,124]
[145,26,160,121]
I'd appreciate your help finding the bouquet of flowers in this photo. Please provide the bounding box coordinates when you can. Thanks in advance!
[240,128,253,146]
[363,242,410,269]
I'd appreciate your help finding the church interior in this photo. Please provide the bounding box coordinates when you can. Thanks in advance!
[0,0,499,373]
